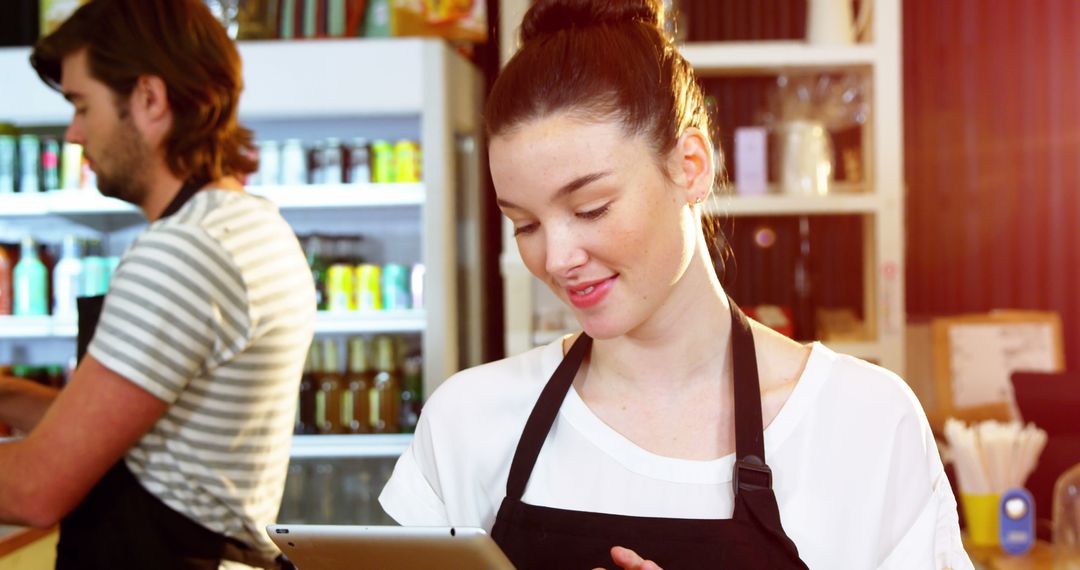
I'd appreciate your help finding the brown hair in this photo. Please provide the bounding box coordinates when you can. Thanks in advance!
[30,0,257,182]
[485,0,729,269]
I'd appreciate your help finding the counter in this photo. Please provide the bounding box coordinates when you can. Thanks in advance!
[0,525,57,569]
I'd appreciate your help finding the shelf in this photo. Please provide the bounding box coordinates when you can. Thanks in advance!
[0,316,57,338]
[0,39,431,125]
[706,192,883,217]
[238,39,426,119]
[0,184,425,219]
[825,340,883,362]
[314,310,426,334]
[0,193,49,215]
[0,311,424,339]
[251,183,424,209]
[679,41,877,74]
[534,328,884,363]
[289,433,412,459]
[534,329,573,346]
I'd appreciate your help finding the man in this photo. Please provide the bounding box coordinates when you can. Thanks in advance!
[0,0,315,567]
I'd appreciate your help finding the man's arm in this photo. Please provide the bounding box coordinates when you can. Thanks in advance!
[0,376,60,432]
[0,355,168,527]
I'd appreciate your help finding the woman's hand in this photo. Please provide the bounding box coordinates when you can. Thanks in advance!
[592,546,664,570]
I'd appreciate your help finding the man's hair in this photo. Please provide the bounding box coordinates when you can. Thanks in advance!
[31,0,257,182]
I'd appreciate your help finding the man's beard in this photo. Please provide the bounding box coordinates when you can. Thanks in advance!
[94,117,151,207]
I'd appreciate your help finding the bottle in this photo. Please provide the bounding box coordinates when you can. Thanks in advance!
[342,337,373,434]
[1053,462,1080,568]
[80,239,109,297]
[410,264,425,309]
[13,236,47,316]
[52,235,83,319]
[322,138,343,185]
[346,138,370,184]
[41,138,61,191]
[304,235,329,311]
[17,134,40,194]
[296,342,321,435]
[399,354,423,434]
[314,338,344,434]
[369,335,400,434]
[0,244,12,315]
[792,216,815,340]
[381,263,410,310]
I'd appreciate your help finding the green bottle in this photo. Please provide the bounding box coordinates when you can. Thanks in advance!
[13,236,47,316]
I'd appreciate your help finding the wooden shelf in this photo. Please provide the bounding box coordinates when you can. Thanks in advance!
[679,41,877,74]
[707,192,884,217]
[826,340,884,362]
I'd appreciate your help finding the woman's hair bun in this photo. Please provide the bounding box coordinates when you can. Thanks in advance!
[520,0,664,44]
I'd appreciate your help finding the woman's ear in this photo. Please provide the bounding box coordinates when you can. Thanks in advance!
[671,127,714,204]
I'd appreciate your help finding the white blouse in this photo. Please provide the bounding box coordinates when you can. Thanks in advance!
[380,339,974,570]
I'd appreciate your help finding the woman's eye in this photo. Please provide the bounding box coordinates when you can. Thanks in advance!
[513,223,538,236]
[577,204,610,221]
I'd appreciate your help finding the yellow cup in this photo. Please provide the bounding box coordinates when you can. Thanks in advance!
[961,493,1000,547]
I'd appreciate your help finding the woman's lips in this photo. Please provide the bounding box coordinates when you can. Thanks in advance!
[566,276,616,309]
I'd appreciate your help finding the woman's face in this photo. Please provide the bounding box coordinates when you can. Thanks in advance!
[490,113,705,339]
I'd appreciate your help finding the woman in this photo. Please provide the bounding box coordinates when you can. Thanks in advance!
[380,1,972,568]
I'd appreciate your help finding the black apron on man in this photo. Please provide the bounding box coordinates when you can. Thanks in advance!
[490,300,810,569]
[55,181,292,570]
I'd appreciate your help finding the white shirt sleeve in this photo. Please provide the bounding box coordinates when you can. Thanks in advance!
[877,484,972,570]
[379,414,450,525]
[876,404,973,570]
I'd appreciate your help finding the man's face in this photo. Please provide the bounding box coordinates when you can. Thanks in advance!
[60,48,151,205]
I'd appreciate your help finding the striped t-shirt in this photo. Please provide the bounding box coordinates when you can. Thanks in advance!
[88,189,316,561]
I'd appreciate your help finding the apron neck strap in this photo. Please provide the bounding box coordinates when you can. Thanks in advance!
[505,333,592,500]
[729,299,773,494]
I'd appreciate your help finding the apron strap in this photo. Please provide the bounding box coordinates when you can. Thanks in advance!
[504,333,592,500]
[729,300,773,495]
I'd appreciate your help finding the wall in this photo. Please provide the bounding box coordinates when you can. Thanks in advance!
[903,0,1080,368]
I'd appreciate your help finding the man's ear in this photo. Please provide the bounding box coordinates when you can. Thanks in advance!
[128,75,171,143]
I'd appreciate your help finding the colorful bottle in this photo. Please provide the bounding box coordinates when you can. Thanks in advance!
[342,336,373,434]
[410,263,425,309]
[314,338,344,434]
[304,235,329,311]
[399,354,423,434]
[52,235,83,318]
[17,135,40,194]
[296,342,320,435]
[369,335,400,434]
[0,245,12,315]
[381,263,410,310]
[13,236,47,316]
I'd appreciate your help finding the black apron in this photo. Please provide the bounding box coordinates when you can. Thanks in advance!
[490,300,809,569]
[56,181,293,570]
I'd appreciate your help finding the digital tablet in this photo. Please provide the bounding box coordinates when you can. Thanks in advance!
[265,524,516,570]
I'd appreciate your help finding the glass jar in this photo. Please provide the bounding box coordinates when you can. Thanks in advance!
[1053,462,1080,569]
